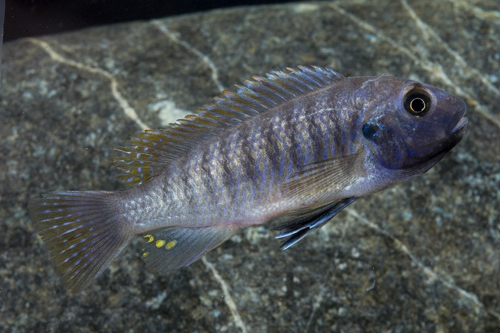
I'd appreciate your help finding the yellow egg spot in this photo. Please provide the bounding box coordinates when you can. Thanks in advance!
[165,240,177,250]
[144,235,154,243]
[156,239,166,248]
[143,252,149,258]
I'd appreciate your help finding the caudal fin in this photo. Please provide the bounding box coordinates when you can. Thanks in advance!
[29,191,132,293]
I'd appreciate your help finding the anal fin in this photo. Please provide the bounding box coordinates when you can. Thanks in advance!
[141,225,240,272]
[274,197,357,250]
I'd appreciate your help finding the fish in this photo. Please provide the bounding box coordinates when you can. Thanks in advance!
[29,66,468,292]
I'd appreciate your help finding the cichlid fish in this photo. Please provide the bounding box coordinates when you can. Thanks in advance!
[29,66,468,292]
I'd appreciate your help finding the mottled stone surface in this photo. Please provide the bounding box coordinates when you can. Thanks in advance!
[1,0,500,332]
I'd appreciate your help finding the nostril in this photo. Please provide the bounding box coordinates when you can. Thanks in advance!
[362,122,380,142]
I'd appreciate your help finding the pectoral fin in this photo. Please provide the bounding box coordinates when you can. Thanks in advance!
[141,225,240,272]
[281,151,363,203]
[274,197,357,250]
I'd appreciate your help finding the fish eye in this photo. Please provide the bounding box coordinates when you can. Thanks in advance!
[404,90,431,117]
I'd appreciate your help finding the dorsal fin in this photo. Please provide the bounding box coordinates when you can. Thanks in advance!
[112,66,345,186]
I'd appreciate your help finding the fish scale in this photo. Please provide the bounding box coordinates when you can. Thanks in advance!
[29,66,467,292]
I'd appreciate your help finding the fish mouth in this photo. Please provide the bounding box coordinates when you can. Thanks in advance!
[451,117,468,135]
[429,116,468,157]
[450,117,468,143]
[399,116,468,174]
[443,116,468,150]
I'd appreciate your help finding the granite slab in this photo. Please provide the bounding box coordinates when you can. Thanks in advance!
[1,1,500,331]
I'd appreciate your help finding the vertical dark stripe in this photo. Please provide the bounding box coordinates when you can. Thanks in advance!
[324,112,336,159]
[308,115,324,164]
[341,109,349,156]
[294,108,308,166]
[238,127,255,184]
[224,132,241,210]
[265,118,283,196]
[258,130,267,202]
[286,113,300,176]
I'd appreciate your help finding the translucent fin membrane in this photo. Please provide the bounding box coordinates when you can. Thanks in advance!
[141,225,240,272]
[29,191,131,293]
[112,66,345,186]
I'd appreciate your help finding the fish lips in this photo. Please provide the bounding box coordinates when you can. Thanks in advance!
[450,116,468,140]
[442,92,468,148]
[400,116,467,174]
[429,115,468,159]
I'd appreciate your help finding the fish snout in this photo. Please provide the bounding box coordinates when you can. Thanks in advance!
[448,97,467,135]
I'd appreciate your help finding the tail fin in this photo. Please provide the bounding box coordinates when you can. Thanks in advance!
[29,191,132,293]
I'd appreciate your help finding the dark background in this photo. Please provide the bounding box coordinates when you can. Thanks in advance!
[5,0,294,42]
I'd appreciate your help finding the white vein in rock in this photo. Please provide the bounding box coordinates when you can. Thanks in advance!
[401,0,500,98]
[328,3,500,129]
[152,21,226,93]
[202,257,248,333]
[27,38,149,131]
[347,208,500,320]
[450,0,500,26]
[304,285,324,333]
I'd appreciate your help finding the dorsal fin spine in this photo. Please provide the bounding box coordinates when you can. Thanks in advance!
[188,116,221,128]
[178,118,209,129]
[278,71,313,91]
[205,105,241,120]
[235,85,273,109]
[262,73,305,98]
[112,66,345,186]
[215,104,253,119]
[219,92,262,115]
[262,75,299,98]
[163,130,194,140]
[243,80,281,106]
[298,74,323,87]
[247,80,287,104]
[204,112,239,124]
[226,94,264,113]
[209,99,253,119]
[312,66,343,83]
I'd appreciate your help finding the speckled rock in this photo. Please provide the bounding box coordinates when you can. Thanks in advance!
[1,1,500,332]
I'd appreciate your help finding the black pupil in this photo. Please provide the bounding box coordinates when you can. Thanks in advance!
[404,91,431,117]
[410,98,425,112]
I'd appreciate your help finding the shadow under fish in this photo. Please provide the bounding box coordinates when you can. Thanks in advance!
[29,66,468,293]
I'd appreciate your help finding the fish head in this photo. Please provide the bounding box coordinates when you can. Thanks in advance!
[360,77,467,173]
